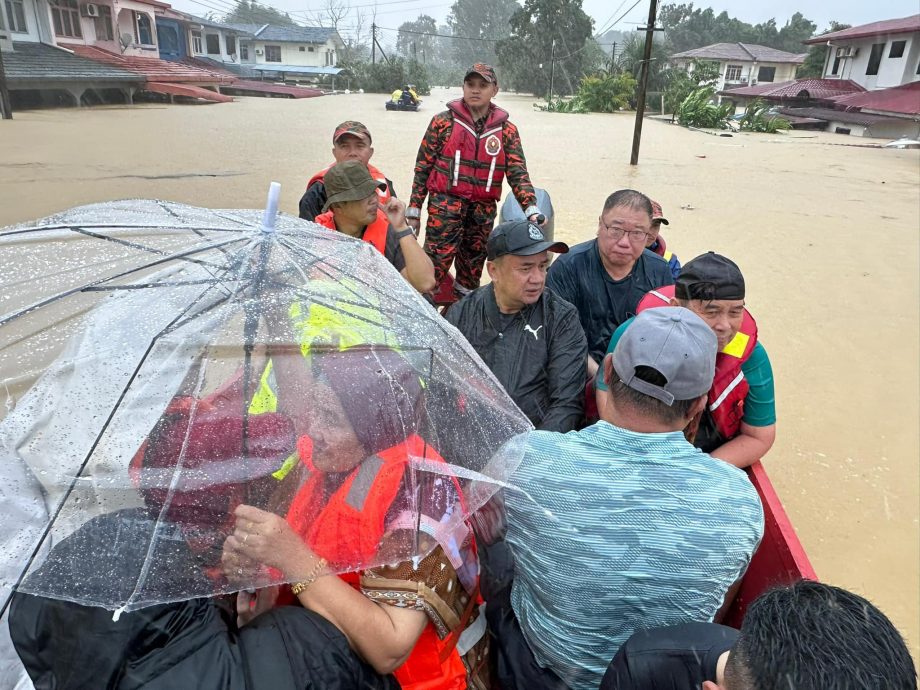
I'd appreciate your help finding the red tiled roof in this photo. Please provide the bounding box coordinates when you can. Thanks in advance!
[721,78,866,101]
[831,81,920,116]
[67,45,234,84]
[145,82,234,102]
[803,14,920,44]
[222,80,323,98]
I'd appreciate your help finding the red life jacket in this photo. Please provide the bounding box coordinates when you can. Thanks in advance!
[650,235,673,262]
[286,434,477,690]
[313,208,389,256]
[308,162,392,206]
[636,285,758,444]
[427,99,509,202]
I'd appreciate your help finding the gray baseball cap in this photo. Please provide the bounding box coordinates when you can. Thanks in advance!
[487,220,568,260]
[613,307,717,405]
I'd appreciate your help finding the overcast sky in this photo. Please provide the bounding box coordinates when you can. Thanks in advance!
[170,0,920,45]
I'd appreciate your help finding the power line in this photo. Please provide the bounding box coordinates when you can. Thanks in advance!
[597,0,643,37]
[594,0,630,37]
[376,24,501,42]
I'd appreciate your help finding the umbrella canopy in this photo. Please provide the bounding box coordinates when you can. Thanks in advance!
[0,196,531,617]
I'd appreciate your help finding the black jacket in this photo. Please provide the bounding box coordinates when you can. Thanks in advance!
[445,285,587,432]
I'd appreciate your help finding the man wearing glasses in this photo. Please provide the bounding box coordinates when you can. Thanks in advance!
[546,190,674,381]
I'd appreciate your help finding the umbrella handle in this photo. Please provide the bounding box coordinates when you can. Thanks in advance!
[261,182,281,233]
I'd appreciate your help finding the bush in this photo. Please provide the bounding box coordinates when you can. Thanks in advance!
[352,58,432,95]
[538,71,636,114]
[676,86,733,129]
[739,99,791,133]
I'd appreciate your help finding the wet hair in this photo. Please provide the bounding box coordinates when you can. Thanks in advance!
[724,580,917,690]
[601,189,653,218]
[608,365,699,424]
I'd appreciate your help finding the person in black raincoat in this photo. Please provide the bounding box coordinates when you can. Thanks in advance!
[445,220,587,432]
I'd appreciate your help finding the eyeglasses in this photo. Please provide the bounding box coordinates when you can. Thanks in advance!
[599,219,649,244]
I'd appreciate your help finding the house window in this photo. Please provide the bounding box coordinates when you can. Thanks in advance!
[757,66,776,82]
[205,33,219,54]
[93,4,112,40]
[226,34,235,55]
[191,30,202,53]
[50,0,82,38]
[889,40,906,58]
[725,64,742,81]
[240,42,248,60]
[308,46,314,52]
[299,46,305,51]
[325,49,333,66]
[133,11,152,45]
[866,42,885,75]
[265,44,281,62]
[831,55,841,75]
[4,0,26,32]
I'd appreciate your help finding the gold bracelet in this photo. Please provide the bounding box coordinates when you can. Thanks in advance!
[290,557,328,596]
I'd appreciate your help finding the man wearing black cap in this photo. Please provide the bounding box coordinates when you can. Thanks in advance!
[313,161,435,294]
[595,252,776,468]
[445,220,586,432]
[407,63,543,296]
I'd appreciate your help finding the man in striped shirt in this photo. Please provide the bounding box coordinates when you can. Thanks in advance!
[492,307,764,690]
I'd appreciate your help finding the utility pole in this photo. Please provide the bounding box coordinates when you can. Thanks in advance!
[630,0,662,165]
[371,22,376,65]
[547,38,556,104]
[610,41,617,72]
[0,42,12,120]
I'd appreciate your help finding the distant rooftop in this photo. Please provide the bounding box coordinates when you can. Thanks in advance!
[176,13,255,35]
[670,42,806,64]
[721,78,866,101]
[831,82,920,117]
[222,23,339,44]
[803,14,920,45]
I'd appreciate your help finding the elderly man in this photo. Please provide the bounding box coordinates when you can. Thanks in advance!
[445,220,587,432]
[545,189,673,379]
[312,161,435,294]
[487,307,763,690]
[596,252,775,468]
[299,121,396,222]
[646,199,681,280]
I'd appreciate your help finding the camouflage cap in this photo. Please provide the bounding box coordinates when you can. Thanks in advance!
[333,120,372,145]
[465,63,497,84]
[650,200,669,225]
[322,160,386,212]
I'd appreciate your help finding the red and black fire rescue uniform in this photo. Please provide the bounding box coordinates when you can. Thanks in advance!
[637,285,758,452]
[408,99,539,292]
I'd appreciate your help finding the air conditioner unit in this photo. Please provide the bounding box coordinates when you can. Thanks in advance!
[255,48,263,55]
[845,47,858,58]
[81,3,99,17]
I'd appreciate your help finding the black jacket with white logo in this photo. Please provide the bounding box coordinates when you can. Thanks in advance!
[446,284,587,432]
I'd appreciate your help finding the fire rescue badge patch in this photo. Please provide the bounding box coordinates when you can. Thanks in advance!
[484,134,502,157]
[528,224,544,241]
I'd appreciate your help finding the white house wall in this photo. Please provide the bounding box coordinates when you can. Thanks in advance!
[188,27,240,62]
[3,0,47,42]
[251,40,336,66]
[112,0,157,55]
[675,58,799,94]
[822,32,920,89]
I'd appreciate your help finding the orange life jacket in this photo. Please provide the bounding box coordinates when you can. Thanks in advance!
[427,99,508,202]
[313,208,389,256]
[286,434,476,690]
[636,285,758,446]
[308,162,392,206]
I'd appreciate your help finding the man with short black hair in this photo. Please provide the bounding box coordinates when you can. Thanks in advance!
[312,161,435,294]
[601,580,917,690]
[596,252,775,468]
[299,121,396,222]
[545,189,674,379]
[488,307,764,690]
[445,220,587,432]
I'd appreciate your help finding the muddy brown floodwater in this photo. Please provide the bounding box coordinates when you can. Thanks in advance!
[1,88,918,658]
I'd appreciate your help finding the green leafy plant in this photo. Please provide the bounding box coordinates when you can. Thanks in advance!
[738,99,792,133]
[676,86,733,129]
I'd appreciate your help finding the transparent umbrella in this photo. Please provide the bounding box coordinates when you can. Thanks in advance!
[0,185,531,619]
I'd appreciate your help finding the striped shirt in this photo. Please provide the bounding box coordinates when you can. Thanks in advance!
[504,422,764,690]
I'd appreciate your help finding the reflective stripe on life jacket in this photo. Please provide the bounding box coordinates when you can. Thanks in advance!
[285,434,478,690]
[636,284,758,446]
[308,162,392,205]
[313,208,389,256]
[426,99,509,202]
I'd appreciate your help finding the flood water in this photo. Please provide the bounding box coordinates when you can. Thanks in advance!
[1,88,918,657]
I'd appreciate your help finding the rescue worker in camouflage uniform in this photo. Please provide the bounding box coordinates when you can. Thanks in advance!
[406,64,544,294]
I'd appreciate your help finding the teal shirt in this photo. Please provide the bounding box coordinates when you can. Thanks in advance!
[596,317,776,427]
[505,424,764,690]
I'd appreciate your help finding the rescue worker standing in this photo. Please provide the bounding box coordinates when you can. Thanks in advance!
[445,220,587,432]
[407,64,543,294]
[300,121,396,222]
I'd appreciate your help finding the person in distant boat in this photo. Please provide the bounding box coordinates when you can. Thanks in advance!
[595,252,776,468]
[600,579,917,690]
[299,121,397,222]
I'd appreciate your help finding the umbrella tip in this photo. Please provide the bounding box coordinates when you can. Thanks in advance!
[261,181,281,233]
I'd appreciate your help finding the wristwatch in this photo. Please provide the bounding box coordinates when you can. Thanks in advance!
[394,227,416,240]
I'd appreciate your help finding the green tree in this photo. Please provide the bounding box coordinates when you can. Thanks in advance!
[447,0,519,68]
[775,12,817,53]
[224,0,298,27]
[676,85,733,128]
[738,99,791,132]
[798,21,850,77]
[495,0,594,97]
[619,33,671,93]
[662,58,719,119]
[396,15,438,62]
